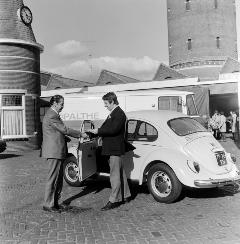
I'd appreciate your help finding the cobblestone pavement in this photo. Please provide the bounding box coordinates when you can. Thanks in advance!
[1,139,240,244]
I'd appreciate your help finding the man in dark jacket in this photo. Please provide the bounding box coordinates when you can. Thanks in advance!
[89,92,131,210]
[42,95,86,213]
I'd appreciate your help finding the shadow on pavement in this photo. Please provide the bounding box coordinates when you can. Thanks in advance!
[63,177,110,205]
[63,177,150,206]
[0,153,20,160]
[129,181,150,200]
[182,183,240,200]
[62,206,92,214]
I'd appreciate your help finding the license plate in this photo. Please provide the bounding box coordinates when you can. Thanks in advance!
[215,151,227,166]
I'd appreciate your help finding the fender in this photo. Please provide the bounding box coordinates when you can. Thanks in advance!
[138,147,196,187]
[68,144,78,159]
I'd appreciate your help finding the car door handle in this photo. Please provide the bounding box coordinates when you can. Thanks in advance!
[87,154,92,158]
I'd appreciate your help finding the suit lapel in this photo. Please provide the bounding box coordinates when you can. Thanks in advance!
[110,106,120,117]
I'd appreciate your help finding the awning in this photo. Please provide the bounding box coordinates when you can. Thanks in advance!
[207,82,238,95]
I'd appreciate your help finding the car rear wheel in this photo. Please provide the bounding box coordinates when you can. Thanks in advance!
[63,156,82,187]
[147,163,182,203]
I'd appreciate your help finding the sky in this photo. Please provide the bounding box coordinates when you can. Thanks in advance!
[23,0,168,83]
[24,0,240,83]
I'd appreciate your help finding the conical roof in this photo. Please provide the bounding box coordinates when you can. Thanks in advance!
[153,63,188,81]
[0,0,42,50]
[96,70,141,85]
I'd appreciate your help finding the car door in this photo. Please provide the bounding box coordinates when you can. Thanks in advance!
[78,120,97,181]
[123,119,158,181]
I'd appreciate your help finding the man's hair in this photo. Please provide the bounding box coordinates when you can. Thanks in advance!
[102,92,119,105]
[50,95,64,106]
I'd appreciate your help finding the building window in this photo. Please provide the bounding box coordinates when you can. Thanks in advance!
[216,37,220,48]
[0,94,26,138]
[187,38,192,50]
[2,95,22,106]
[186,0,190,11]
[214,0,218,9]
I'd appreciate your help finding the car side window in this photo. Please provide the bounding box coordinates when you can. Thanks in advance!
[127,120,158,142]
[127,120,138,140]
[136,122,158,142]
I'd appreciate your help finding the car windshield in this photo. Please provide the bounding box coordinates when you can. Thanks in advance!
[168,117,207,136]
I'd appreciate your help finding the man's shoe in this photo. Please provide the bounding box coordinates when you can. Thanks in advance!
[101,201,120,211]
[56,203,72,211]
[123,197,131,203]
[43,206,61,213]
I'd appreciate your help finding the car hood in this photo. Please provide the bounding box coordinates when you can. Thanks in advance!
[183,133,232,175]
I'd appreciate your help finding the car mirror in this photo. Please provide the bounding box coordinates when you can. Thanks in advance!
[79,120,95,143]
[80,120,95,132]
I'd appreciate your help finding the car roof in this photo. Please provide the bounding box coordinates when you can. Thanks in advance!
[116,90,193,96]
[126,110,189,125]
[62,89,193,98]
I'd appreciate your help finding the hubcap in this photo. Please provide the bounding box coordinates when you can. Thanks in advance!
[151,171,172,197]
[65,162,79,182]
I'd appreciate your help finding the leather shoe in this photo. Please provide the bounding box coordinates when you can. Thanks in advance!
[101,201,120,211]
[56,203,72,211]
[123,197,131,203]
[43,206,61,213]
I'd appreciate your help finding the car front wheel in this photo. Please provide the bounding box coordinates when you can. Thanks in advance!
[147,163,182,203]
[63,156,82,187]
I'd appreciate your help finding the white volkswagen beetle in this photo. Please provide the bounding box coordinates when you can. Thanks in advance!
[63,110,240,203]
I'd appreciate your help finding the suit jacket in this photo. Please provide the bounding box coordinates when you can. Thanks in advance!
[98,106,126,156]
[42,108,81,159]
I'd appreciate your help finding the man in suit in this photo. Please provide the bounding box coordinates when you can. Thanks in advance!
[42,94,86,213]
[88,92,131,211]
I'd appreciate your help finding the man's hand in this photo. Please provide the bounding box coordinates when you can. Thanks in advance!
[87,129,98,134]
[81,132,88,139]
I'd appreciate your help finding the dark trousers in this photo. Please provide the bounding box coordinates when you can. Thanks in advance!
[43,158,63,208]
[108,155,131,203]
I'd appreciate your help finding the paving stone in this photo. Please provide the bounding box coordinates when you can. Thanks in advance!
[0,143,240,244]
[136,239,148,244]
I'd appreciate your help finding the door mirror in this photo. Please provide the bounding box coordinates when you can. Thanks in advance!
[79,120,95,143]
[80,120,95,133]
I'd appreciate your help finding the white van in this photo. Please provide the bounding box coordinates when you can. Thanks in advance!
[40,89,199,129]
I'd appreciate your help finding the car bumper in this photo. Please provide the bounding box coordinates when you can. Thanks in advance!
[194,175,240,188]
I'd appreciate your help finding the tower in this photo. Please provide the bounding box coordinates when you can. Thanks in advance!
[167,0,238,80]
[0,0,43,148]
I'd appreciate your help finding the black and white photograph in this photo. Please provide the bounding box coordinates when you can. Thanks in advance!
[1,0,240,243]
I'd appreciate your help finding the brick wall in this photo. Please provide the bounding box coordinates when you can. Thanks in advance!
[167,0,238,71]
[0,44,40,94]
[0,0,36,42]
[0,0,43,149]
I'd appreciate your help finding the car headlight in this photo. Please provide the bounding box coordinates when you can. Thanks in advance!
[187,160,200,173]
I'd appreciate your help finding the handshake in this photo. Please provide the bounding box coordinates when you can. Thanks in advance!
[81,129,98,139]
